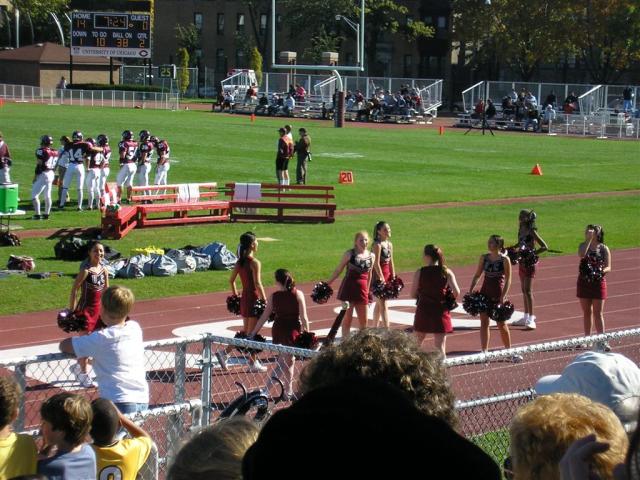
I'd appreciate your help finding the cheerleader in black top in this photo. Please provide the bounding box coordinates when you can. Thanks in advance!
[371,221,395,328]
[469,235,517,357]
[511,210,547,330]
[577,225,611,339]
[327,231,375,338]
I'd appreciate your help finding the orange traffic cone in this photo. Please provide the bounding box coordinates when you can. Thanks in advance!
[439,126,445,135]
[531,164,543,176]
[250,113,256,123]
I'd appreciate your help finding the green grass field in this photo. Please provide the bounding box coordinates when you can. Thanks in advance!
[0,103,638,315]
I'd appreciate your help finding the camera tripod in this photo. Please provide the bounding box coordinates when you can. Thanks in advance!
[464,106,495,136]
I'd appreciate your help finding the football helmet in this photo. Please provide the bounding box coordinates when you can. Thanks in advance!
[72,130,83,141]
[97,134,109,146]
[40,135,53,146]
[139,129,151,141]
[122,130,134,141]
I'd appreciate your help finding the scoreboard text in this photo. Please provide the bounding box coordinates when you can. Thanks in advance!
[71,11,151,58]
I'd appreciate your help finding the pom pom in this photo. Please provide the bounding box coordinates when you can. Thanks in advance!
[383,276,404,299]
[443,287,458,312]
[579,256,605,283]
[371,280,387,299]
[294,331,318,350]
[519,247,539,269]
[489,301,515,322]
[226,294,241,315]
[233,331,266,354]
[310,282,333,304]
[506,247,520,265]
[462,291,491,317]
[57,309,88,333]
[251,298,267,318]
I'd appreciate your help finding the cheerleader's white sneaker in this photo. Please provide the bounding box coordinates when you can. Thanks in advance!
[512,314,529,327]
[524,316,536,330]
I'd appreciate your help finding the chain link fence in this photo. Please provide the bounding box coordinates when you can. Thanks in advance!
[2,328,639,477]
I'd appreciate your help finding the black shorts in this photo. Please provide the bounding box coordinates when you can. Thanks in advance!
[276,157,289,171]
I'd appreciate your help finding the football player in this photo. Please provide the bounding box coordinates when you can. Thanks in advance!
[116,130,138,203]
[31,135,59,219]
[59,131,102,210]
[152,136,171,187]
[84,137,102,210]
[97,134,111,198]
[136,130,154,195]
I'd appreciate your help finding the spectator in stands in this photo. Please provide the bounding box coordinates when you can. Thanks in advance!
[295,83,306,102]
[535,351,640,435]
[543,104,557,128]
[525,91,538,109]
[523,103,541,132]
[544,90,557,108]
[472,99,485,119]
[294,127,311,184]
[254,93,269,115]
[564,91,579,113]
[37,393,96,478]
[509,393,628,480]
[243,378,500,479]
[509,88,518,103]
[221,90,235,112]
[168,417,259,480]
[485,99,497,119]
[90,398,153,480]
[59,285,150,414]
[299,328,458,427]
[623,87,633,113]
[268,93,280,116]
[0,377,37,478]
[215,86,225,111]
[288,84,296,97]
[502,96,516,117]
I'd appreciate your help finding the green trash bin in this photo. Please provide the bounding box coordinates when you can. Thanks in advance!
[0,184,19,213]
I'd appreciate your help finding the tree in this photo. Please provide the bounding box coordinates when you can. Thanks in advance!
[282,0,433,74]
[175,23,200,65]
[240,0,271,66]
[10,0,68,21]
[452,0,574,81]
[303,26,343,64]
[249,46,263,85]
[571,0,640,83]
[177,48,190,95]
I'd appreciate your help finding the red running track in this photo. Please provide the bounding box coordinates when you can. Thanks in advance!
[0,248,638,355]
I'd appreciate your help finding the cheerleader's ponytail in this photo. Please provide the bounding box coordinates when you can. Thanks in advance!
[237,232,256,267]
[275,268,296,291]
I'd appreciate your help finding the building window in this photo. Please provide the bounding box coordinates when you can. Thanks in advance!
[237,13,245,33]
[423,16,433,25]
[260,14,268,35]
[406,15,413,26]
[346,52,354,65]
[437,16,447,29]
[195,48,202,59]
[216,48,226,72]
[217,13,224,35]
[404,55,412,77]
[236,49,246,68]
[194,13,203,32]
[276,14,283,31]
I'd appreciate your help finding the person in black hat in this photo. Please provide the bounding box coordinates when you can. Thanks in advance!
[294,128,311,184]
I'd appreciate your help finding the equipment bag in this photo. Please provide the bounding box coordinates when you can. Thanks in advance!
[54,237,89,261]
[7,255,35,271]
[147,254,178,277]
[116,254,150,279]
[165,249,197,274]
[0,232,21,247]
[184,250,212,271]
[199,242,238,270]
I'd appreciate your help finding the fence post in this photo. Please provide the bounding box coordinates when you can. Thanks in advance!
[200,337,212,426]
[14,364,26,431]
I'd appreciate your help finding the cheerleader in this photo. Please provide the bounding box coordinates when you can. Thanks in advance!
[468,235,521,360]
[411,245,460,357]
[250,269,310,399]
[577,225,611,347]
[371,221,395,328]
[327,231,375,338]
[511,210,547,330]
[69,241,109,387]
[218,232,267,372]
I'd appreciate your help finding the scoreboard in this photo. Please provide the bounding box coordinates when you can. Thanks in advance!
[71,11,151,58]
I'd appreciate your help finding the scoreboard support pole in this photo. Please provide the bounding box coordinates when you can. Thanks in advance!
[109,57,114,85]
[69,54,74,86]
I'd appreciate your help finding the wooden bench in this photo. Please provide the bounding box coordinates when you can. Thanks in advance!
[101,206,138,239]
[225,183,336,223]
[130,183,219,203]
[137,200,230,227]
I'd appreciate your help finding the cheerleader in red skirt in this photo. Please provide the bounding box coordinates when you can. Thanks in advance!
[411,244,460,357]
[577,225,611,342]
[511,210,547,330]
[69,241,108,386]
[371,221,395,328]
[250,269,310,398]
[327,231,375,338]
[468,235,519,359]
[220,232,268,372]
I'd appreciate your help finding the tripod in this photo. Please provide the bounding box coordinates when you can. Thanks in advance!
[464,100,495,136]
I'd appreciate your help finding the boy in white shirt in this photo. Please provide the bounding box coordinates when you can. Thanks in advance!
[60,285,149,415]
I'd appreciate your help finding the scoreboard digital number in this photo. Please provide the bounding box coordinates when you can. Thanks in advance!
[71,11,151,58]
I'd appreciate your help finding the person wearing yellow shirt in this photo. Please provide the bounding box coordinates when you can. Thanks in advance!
[90,398,153,480]
[0,377,37,479]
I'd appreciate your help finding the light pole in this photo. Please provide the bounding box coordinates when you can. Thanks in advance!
[335,14,360,66]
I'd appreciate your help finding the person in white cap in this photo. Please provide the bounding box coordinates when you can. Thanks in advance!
[535,351,640,434]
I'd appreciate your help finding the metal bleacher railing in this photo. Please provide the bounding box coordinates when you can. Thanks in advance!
[3,328,639,476]
[0,83,180,110]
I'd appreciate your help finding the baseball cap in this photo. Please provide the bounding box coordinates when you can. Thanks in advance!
[535,351,640,432]
[243,377,500,479]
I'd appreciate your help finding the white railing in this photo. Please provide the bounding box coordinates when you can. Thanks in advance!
[418,79,443,116]
[0,83,179,110]
[462,81,485,113]
[579,84,606,115]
